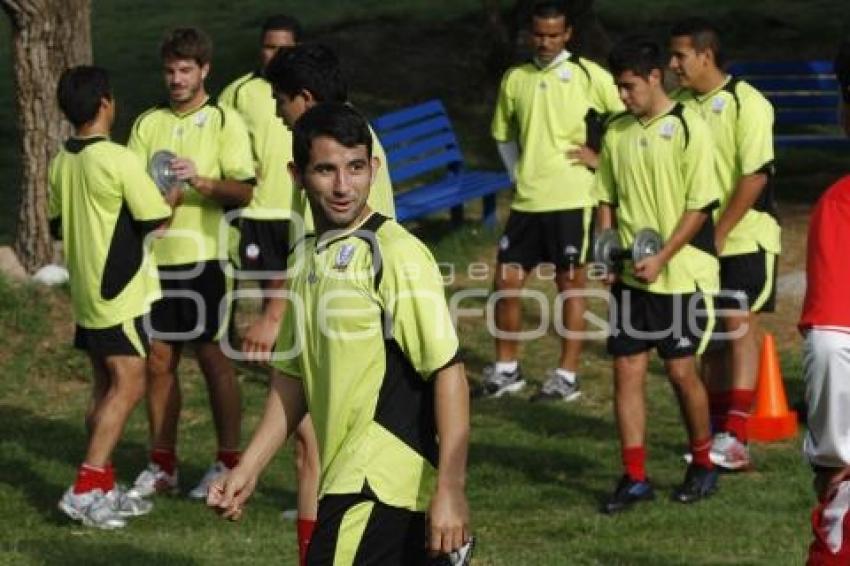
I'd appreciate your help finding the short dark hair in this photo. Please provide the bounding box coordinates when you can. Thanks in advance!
[609,37,665,79]
[531,0,567,22]
[261,14,302,42]
[292,103,372,171]
[265,43,347,103]
[670,17,724,67]
[57,65,112,128]
[161,27,213,66]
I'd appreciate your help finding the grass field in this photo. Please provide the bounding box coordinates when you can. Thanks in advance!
[1,1,850,564]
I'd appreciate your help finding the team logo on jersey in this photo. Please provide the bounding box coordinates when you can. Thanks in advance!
[659,121,676,140]
[245,243,260,260]
[499,235,510,251]
[564,245,579,259]
[558,67,572,82]
[539,81,548,91]
[194,111,208,128]
[676,336,693,349]
[711,97,726,114]
[334,244,356,271]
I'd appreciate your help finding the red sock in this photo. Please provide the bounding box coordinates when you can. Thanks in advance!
[622,446,646,482]
[73,463,112,494]
[709,391,731,433]
[105,462,116,490]
[725,389,755,443]
[298,518,317,566]
[151,448,177,476]
[691,437,714,469]
[217,450,241,470]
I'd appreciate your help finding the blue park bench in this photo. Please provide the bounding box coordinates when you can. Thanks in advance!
[729,60,849,149]
[372,99,512,227]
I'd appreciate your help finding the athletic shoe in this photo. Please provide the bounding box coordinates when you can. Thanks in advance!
[478,363,525,398]
[530,369,581,402]
[58,487,126,530]
[672,464,719,504]
[281,508,298,521]
[128,463,179,498]
[709,432,751,470]
[188,461,228,500]
[682,432,752,470]
[107,485,154,517]
[602,475,655,514]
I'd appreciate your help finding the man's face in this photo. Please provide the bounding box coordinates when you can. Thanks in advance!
[273,89,311,128]
[163,57,208,104]
[616,70,657,118]
[291,136,376,230]
[531,16,571,65]
[668,35,709,88]
[260,29,296,69]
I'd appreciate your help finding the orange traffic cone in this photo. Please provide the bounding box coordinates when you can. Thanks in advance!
[747,333,798,442]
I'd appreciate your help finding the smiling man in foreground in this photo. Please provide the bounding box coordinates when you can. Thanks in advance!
[208,103,471,565]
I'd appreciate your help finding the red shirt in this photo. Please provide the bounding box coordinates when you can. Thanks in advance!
[800,175,850,331]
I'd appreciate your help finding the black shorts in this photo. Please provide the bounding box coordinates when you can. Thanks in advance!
[74,315,150,357]
[147,261,232,343]
[607,283,716,360]
[237,218,290,274]
[307,492,428,566]
[497,208,593,270]
[716,249,777,313]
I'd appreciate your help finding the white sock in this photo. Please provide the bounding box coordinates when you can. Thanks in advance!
[495,360,518,374]
[555,368,576,384]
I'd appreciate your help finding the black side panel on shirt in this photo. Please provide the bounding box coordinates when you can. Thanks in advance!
[100,203,165,300]
[64,136,107,154]
[668,103,691,149]
[375,339,438,468]
[689,201,720,256]
[722,78,742,113]
[752,161,780,221]
[585,108,605,152]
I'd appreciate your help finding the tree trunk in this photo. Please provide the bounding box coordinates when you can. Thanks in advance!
[2,0,92,272]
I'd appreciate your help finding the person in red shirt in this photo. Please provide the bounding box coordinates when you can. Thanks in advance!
[800,174,850,566]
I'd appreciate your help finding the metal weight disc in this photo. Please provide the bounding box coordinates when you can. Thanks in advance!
[632,228,663,262]
[148,150,178,194]
[593,228,623,268]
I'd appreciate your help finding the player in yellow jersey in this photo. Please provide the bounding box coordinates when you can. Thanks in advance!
[49,66,175,528]
[669,18,779,470]
[485,0,623,401]
[126,28,256,501]
[209,102,471,565]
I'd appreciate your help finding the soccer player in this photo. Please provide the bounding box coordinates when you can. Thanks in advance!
[799,175,850,566]
[49,65,174,528]
[219,14,301,358]
[126,28,256,500]
[261,41,398,563]
[484,0,623,401]
[594,38,721,513]
[669,18,780,471]
[208,102,471,565]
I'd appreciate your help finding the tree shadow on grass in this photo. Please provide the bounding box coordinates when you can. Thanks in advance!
[12,538,196,566]
[473,396,613,442]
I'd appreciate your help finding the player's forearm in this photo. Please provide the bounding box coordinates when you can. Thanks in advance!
[239,372,306,476]
[596,203,615,231]
[715,173,768,239]
[658,210,708,264]
[261,278,287,321]
[192,177,254,207]
[434,362,470,491]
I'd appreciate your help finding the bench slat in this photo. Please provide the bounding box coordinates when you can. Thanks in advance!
[730,60,834,75]
[776,134,850,148]
[769,93,840,108]
[372,100,446,131]
[776,109,841,125]
[746,77,838,91]
[378,115,454,147]
[390,150,465,184]
[384,132,458,166]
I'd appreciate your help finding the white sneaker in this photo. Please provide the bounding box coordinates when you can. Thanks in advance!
[107,485,154,517]
[58,487,126,530]
[710,432,751,470]
[128,463,179,498]
[188,461,228,500]
[281,508,298,521]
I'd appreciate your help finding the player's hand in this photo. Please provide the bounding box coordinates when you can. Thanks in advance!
[714,232,727,255]
[207,465,257,521]
[603,271,618,286]
[634,255,664,284]
[566,145,599,170]
[427,485,470,556]
[164,185,184,209]
[242,313,281,362]
[170,157,203,189]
